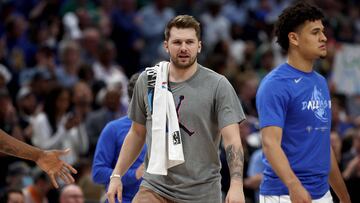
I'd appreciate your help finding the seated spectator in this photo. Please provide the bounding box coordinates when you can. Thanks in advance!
[22,168,51,203]
[59,184,84,203]
[0,188,24,203]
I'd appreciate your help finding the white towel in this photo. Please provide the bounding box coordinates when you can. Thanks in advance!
[146,61,185,175]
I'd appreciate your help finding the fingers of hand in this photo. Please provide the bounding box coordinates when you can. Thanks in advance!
[61,167,75,183]
[57,168,73,184]
[49,174,59,189]
[117,187,122,202]
[63,162,78,174]
[106,191,115,203]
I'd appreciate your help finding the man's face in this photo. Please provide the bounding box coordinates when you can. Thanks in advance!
[7,192,24,203]
[164,27,201,69]
[294,20,327,59]
[60,186,84,203]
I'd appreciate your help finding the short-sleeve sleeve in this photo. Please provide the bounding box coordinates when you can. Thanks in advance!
[215,76,246,130]
[128,72,147,125]
[256,79,290,129]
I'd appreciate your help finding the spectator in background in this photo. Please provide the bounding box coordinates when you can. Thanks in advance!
[56,40,82,88]
[92,73,145,203]
[19,45,56,88]
[0,188,24,203]
[22,168,51,203]
[200,1,231,53]
[16,86,38,144]
[30,87,71,150]
[244,148,264,203]
[31,86,88,165]
[0,64,12,90]
[4,14,35,69]
[92,39,128,105]
[80,28,100,64]
[331,131,343,164]
[59,184,84,203]
[137,0,175,67]
[235,71,259,118]
[5,162,32,190]
[27,69,53,105]
[0,89,21,140]
[342,127,360,202]
[110,0,143,77]
[86,85,124,153]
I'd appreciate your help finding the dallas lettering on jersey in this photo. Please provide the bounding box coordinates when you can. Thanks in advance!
[301,86,331,123]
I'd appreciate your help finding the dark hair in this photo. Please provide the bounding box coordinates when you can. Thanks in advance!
[164,15,201,41]
[127,73,140,101]
[44,87,70,132]
[274,1,324,51]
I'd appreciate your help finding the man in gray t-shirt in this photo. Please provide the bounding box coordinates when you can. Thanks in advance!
[107,15,246,203]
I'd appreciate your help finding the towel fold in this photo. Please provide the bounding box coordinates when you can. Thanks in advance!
[146,61,185,175]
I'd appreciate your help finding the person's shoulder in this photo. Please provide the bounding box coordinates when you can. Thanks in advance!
[261,64,293,85]
[198,65,225,80]
[108,116,131,128]
[313,71,327,81]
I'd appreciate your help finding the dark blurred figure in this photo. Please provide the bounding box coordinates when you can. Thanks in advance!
[342,127,360,203]
[86,86,123,154]
[110,0,143,77]
[22,168,51,203]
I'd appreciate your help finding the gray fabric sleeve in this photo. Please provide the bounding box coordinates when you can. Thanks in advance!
[128,72,147,125]
[215,76,246,130]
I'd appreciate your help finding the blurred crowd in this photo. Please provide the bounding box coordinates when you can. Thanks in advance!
[0,0,359,202]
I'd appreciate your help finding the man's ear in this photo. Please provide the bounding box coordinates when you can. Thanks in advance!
[198,41,202,53]
[164,41,169,53]
[288,32,299,47]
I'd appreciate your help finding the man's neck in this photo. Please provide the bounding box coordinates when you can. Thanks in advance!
[287,50,314,73]
[169,62,198,83]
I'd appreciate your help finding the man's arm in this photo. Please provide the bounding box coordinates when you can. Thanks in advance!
[328,147,351,203]
[107,121,146,203]
[92,124,117,185]
[261,126,311,202]
[0,129,77,188]
[221,123,245,203]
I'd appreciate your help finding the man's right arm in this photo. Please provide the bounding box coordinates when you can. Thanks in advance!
[107,121,146,203]
[261,126,312,203]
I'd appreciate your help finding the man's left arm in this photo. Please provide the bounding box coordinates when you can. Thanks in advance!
[329,147,351,203]
[221,123,245,203]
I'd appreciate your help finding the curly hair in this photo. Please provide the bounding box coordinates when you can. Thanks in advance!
[274,1,324,51]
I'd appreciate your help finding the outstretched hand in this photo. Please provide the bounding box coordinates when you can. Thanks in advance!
[35,148,77,188]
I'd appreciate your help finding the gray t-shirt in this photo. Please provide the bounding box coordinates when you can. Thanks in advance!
[129,64,245,203]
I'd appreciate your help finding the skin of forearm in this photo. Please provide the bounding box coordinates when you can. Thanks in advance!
[225,143,244,181]
[113,130,146,176]
[328,148,350,201]
[222,124,244,182]
[0,129,42,161]
[262,138,300,187]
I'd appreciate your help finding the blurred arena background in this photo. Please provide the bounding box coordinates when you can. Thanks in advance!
[0,0,359,202]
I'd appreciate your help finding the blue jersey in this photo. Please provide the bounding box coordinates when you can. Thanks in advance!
[92,116,147,203]
[256,63,331,199]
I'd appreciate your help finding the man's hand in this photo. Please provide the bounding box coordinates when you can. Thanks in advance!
[225,179,245,203]
[35,148,77,188]
[107,177,123,203]
[288,181,312,203]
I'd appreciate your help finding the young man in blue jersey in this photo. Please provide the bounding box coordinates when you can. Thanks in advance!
[256,2,351,203]
[92,73,146,203]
